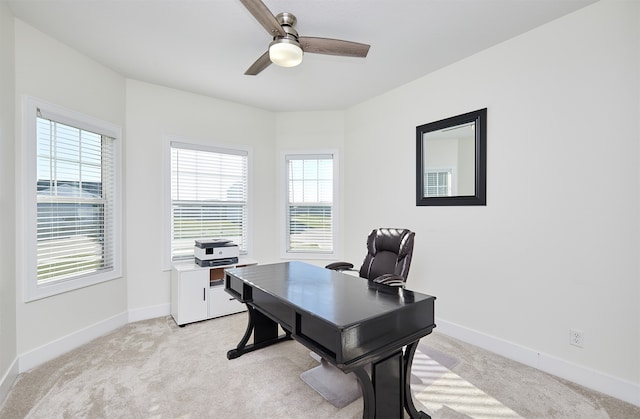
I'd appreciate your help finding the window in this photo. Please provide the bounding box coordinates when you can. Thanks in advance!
[424,168,454,197]
[22,97,122,301]
[283,152,338,258]
[170,141,249,261]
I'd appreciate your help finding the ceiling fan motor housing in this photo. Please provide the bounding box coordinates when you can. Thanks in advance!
[269,12,303,67]
[273,12,299,42]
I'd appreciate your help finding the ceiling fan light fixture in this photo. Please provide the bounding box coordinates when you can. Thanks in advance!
[269,38,303,67]
[241,1,370,75]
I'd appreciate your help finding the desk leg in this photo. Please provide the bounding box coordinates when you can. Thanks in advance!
[404,341,431,419]
[227,305,291,360]
[353,368,374,419]
[354,351,404,419]
[353,343,431,419]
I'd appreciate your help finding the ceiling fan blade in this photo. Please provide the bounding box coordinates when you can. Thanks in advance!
[299,37,370,58]
[245,51,272,75]
[239,0,286,37]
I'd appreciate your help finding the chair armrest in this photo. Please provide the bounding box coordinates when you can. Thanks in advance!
[372,274,406,287]
[325,262,355,271]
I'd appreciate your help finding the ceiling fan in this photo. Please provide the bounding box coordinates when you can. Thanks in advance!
[240,0,371,75]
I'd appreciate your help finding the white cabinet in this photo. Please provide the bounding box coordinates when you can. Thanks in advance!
[171,258,256,326]
[171,268,208,325]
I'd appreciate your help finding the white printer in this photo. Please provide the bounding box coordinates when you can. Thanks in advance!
[194,238,239,267]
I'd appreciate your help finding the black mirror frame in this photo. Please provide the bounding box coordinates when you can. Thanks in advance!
[416,108,487,206]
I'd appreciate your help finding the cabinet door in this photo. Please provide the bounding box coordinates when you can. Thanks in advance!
[177,270,208,325]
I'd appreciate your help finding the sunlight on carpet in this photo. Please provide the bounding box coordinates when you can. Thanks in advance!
[412,349,523,419]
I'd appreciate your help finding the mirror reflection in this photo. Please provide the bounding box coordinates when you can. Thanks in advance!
[416,108,486,206]
[422,122,476,197]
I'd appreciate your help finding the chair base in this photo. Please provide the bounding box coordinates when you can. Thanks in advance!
[300,357,367,408]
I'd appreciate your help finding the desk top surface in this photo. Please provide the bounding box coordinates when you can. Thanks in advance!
[226,261,435,328]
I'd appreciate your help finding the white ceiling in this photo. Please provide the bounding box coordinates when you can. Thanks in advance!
[7,0,596,112]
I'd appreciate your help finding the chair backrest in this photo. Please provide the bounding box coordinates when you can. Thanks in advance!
[358,228,415,282]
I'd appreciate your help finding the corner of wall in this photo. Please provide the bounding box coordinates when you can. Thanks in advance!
[0,358,19,409]
[18,311,128,373]
[128,303,171,323]
[0,1,18,409]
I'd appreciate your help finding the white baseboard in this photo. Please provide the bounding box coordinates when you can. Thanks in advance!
[19,311,128,373]
[0,358,18,408]
[127,303,170,323]
[16,304,170,375]
[435,318,640,408]
[10,309,639,409]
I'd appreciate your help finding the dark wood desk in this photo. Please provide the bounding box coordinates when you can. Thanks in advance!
[225,261,436,419]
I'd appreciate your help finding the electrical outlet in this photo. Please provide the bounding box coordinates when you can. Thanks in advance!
[570,328,584,347]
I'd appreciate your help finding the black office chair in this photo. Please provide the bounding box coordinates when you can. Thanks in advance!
[326,227,415,287]
[303,228,416,407]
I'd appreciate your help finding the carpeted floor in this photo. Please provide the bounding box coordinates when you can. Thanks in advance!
[0,314,638,418]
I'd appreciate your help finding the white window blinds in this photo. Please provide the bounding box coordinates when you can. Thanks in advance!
[286,154,333,253]
[170,142,248,260]
[36,116,116,284]
[424,169,452,197]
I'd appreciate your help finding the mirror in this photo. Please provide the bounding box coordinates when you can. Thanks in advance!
[416,108,486,206]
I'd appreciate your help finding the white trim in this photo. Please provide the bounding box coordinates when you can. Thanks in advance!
[7,310,638,408]
[162,135,172,271]
[0,358,19,406]
[20,96,123,302]
[18,311,128,372]
[128,302,171,323]
[169,140,248,157]
[436,318,640,407]
[279,149,341,260]
[14,304,167,377]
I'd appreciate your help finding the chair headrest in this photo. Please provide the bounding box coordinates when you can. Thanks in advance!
[368,228,414,258]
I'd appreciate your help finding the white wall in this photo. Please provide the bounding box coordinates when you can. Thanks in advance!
[345,0,639,403]
[5,0,639,408]
[13,20,128,360]
[275,111,346,263]
[0,0,17,402]
[124,80,276,317]
[275,111,345,150]
[636,0,640,391]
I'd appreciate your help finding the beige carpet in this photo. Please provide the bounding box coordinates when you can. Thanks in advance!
[1,314,638,418]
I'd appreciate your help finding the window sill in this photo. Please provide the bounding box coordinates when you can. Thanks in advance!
[23,269,122,303]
